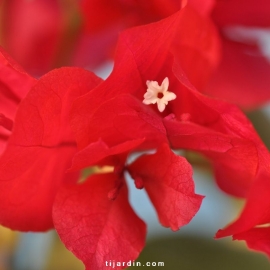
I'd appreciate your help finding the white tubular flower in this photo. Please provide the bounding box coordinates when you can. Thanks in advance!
[143,77,176,112]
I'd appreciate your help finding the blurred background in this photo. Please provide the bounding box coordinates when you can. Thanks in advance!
[1,0,270,269]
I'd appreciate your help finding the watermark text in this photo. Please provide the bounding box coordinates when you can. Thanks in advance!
[105,260,164,268]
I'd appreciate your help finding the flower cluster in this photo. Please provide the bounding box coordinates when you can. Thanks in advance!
[1,1,270,269]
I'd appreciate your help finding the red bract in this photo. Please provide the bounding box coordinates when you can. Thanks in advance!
[216,163,270,257]
[203,0,270,108]
[53,173,146,270]
[128,145,203,231]
[234,227,270,257]
[0,65,102,231]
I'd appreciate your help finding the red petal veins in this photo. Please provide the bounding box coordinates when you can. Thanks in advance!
[129,144,204,231]
[164,119,259,198]
[172,59,269,148]
[163,65,265,197]
[0,67,101,231]
[53,173,146,270]
[71,94,167,150]
[113,5,220,95]
[9,68,102,147]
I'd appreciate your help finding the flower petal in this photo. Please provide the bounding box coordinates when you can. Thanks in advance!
[233,227,270,258]
[0,67,101,231]
[216,166,270,238]
[0,146,78,231]
[128,143,204,231]
[71,94,167,150]
[170,60,270,198]
[157,100,166,112]
[164,119,259,198]
[53,173,146,270]
[70,138,145,171]
[163,91,176,102]
[161,76,169,89]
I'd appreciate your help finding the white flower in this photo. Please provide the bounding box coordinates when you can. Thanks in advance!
[143,77,176,112]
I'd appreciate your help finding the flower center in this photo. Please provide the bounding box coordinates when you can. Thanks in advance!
[157,92,164,99]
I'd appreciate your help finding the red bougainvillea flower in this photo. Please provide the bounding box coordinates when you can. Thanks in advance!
[1,2,270,268]
[203,0,270,109]
[0,47,36,155]
[0,46,202,267]
[59,5,270,268]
